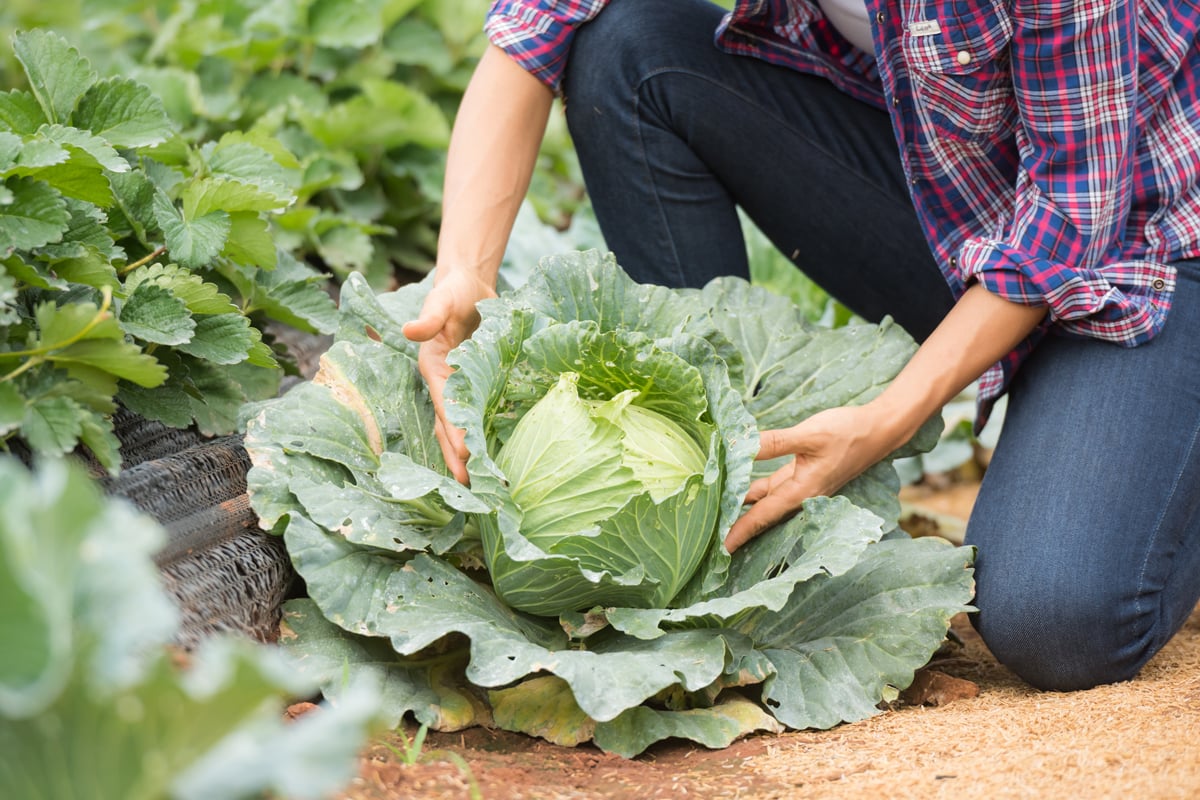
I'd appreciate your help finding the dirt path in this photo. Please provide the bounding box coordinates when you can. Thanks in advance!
[332,482,1200,800]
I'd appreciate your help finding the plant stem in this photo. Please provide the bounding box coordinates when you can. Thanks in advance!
[120,246,168,276]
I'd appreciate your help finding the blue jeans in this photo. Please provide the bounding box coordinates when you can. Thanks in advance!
[562,0,1200,690]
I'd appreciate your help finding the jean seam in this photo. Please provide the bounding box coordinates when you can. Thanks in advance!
[1134,408,1200,654]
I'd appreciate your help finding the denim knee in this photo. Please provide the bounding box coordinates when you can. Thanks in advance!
[970,553,1153,691]
[563,0,712,114]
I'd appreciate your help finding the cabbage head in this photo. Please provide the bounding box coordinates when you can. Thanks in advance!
[244,250,975,759]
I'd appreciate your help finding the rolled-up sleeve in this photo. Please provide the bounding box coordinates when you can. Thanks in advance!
[485,0,610,91]
[957,0,1173,345]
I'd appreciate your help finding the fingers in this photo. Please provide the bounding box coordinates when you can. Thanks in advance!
[725,484,806,553]
[434,415,470,485]
[754,427,797,462]
[401,305,449,343]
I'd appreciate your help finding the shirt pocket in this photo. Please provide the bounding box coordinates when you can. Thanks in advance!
[902,0,1016,142]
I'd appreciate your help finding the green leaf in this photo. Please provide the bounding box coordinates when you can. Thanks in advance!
[124,263,239,315]
[592,694,786,758]
[52,338,167,387]
[0,132,66,175]
[0,382,23,434]
[309,0,387,47]
[118,282,196,345]
[39,124,129,173]
[0,459,109,717]
[222,211,276,268]
[298,79,449,151]
[0,90,48,134]
[182,357,251,436]
[607,497,883,640]
[0,456,371,799]
[176,313,255,364]
[280,599,482,731]
[152,192,231,269]
[73,77,174,148]
[35,200,119,262]
[181,177,288,217]
[20,395,84,456]
[206,140,296,201]
[0,177,70,253]
[752,537,975,730]
[12,30,98,125]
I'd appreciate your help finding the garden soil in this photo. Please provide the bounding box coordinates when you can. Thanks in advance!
[320,480,1200,800]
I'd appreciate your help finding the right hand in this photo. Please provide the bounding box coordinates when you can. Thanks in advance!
[402,269,496,484]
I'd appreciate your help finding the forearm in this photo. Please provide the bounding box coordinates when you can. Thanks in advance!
[436,44,554,285]
[868,284,1047,447]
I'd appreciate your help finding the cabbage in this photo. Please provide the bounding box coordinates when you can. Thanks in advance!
[244,251,975,758]
[489,371,714,614]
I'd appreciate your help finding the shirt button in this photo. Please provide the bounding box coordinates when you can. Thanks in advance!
[876,11,885,23]
[892,95,900,107]
[949,256,958,269]
[1152,278,1167,290]
[956,51,972,66]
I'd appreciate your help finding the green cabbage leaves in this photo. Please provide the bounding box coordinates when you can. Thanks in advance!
[243,250,975,757]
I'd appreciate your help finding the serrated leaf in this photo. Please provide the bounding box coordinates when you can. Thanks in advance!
[50,337,166,387]
[223,211,276,268]
[152,192,231,269]
[0,132,67,175]
[250,252,337,333]
[34,298,111,349]
[0,90,48,134]
[20,394,84,455]
[181,177,288,218]
[73,77,174,148]
[109,169,156,241]
[34,200,118,262]
[77,412,121,475]
[206,141,296,201]
[119,282,196,345]
[125,263,238,315]
[184,357,252,436]
[0,177,70,253]
[12,30,98,125]
[176,313,255,364]
[39,124,129,173]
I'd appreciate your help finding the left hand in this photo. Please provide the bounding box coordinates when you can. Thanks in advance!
[724,404,898,552]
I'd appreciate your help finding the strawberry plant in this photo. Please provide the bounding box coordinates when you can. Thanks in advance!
[0,29,339,472]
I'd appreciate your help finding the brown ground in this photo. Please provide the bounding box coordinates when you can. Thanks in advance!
[327,480,1200,800]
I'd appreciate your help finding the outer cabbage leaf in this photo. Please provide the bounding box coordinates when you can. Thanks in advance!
[743,537,975,729]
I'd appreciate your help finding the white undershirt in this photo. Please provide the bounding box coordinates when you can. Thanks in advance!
[814,0,876,55]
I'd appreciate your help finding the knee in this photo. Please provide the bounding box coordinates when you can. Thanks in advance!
[971,556,1151,691]
[563,0,700,111]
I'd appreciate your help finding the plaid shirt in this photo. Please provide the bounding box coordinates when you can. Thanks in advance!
[486,0,1200,424]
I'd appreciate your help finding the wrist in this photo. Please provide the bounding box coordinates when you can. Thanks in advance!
[862,388,937,454]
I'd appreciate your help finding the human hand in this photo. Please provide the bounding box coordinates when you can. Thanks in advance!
[724,404,900,553]
[401,270,497,484]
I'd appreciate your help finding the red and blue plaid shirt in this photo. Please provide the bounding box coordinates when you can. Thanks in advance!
[486,0,1200,424]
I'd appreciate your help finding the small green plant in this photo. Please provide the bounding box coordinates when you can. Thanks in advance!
[379,724,484,800]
